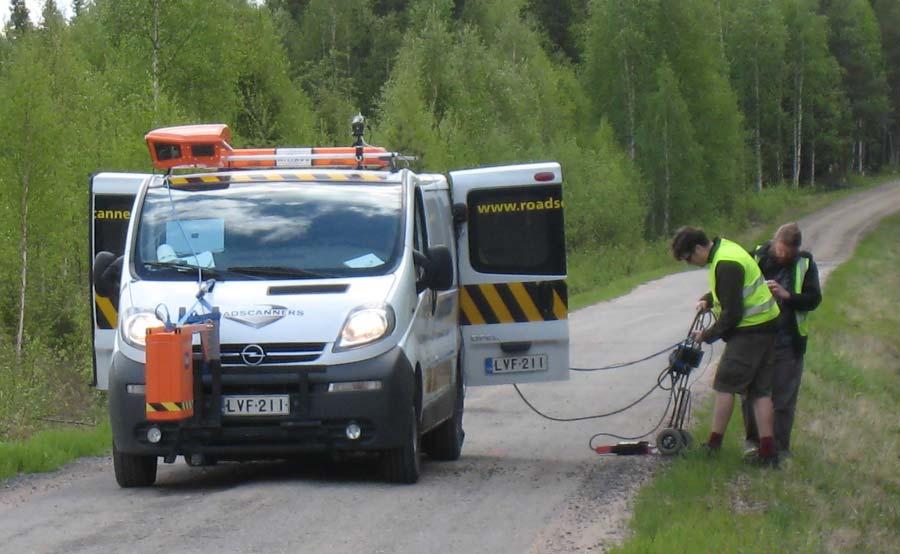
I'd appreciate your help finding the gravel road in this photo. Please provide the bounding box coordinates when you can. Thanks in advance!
[2,180,898,554]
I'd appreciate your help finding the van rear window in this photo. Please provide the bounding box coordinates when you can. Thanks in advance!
[467,185,566,275]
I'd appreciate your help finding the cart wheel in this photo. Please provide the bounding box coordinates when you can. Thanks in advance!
[679,430,694,449]
[656,428,684,456]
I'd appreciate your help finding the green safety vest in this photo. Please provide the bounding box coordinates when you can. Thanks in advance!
[793,257,810,336]
[709,238,780,328]
[753,245,811,337]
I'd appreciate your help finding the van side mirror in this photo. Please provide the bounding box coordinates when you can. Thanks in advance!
[425,246,453,291]
[93,251,123,306]
[412,246,454,293]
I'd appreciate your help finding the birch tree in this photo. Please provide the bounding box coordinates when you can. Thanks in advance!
[723,0,786,190]
[0,35,57,363]
[583,0,658,160]
[639,60,701,236]
[781,0,842,188]
[872,0,900,168]
[824,0,889,174]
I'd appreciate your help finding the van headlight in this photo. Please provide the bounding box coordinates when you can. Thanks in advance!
[120,309,164,349]
[334,305,395,351]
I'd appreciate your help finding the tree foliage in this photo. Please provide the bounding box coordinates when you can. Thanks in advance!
[0,0,897,385]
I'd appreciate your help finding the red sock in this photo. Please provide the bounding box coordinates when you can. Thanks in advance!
[759,436,775,458]
[708,432,723,449]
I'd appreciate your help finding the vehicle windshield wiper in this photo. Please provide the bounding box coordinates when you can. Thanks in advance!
[226,266,338,279]
[143,261,225,278]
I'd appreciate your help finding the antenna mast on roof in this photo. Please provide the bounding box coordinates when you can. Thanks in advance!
[351,114,366,170]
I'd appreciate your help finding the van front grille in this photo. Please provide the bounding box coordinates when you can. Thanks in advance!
[194,342,326,367]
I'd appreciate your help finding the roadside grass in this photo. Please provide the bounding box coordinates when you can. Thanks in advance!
[610,214,900,554]
[0,421,111,480]
[0,342,111,480]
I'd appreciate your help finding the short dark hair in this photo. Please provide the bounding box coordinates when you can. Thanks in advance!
[671,226,710,260]
[774,222,802,248]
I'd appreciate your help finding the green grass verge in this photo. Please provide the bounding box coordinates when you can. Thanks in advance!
[610,214,900,554]
[0,421,111,480]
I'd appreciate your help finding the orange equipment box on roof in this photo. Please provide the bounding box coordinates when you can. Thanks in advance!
[145,124,390,170]
[144,326,194,421]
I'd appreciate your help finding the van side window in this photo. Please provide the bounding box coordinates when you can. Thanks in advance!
[467,185,565,275]
[423,191,450,249]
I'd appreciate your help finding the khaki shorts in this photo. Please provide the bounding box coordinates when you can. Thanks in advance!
[713,332,777,398]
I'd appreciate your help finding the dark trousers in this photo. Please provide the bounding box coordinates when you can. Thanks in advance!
[742,343,805,453]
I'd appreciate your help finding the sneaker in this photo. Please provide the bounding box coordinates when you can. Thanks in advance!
[744,451,780,469]
[742,439,759,456]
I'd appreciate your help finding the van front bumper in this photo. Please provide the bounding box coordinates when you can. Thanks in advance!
[109,346,414,458]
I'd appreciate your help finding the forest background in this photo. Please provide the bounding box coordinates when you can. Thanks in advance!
[0,0,898,439]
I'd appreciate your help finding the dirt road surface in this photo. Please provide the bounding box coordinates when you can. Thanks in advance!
[2,181,898,554]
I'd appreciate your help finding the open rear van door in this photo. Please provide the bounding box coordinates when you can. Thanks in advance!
[449,163,569,386]
[90,173,149,389]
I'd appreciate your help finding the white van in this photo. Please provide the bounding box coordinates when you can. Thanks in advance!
[90,124,569,486]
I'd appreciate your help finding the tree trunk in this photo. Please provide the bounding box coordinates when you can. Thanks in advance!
[16,167,30,365]
[809,136,816,189]
[792,68,803,189]
[754,58,763,192]
[663,116,670,237]
[857,120,864,174]
[624,55,636,160]
[890,129,897,167]
[151,0,160,118]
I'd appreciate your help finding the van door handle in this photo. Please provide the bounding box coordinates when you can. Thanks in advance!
[500,341,531,354]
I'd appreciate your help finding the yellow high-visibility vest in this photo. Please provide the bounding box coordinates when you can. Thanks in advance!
[710,239,780,327]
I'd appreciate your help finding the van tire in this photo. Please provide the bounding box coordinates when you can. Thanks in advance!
[423,375,465,461]
[113,442,158,487]
[381,406,420,484]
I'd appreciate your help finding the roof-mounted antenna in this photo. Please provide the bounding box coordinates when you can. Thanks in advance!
[351,113,366,171]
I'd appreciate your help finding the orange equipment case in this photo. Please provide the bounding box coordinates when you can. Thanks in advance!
[144,326,195,421]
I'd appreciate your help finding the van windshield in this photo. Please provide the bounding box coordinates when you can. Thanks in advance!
[133,181,403,280]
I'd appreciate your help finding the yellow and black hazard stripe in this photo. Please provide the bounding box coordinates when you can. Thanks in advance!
[168,171,390,186]
[460,280,567,325]
[95,296,118,329]
[146,400,193,413]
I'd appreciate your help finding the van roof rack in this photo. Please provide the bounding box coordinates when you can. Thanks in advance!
[145,119,415,172]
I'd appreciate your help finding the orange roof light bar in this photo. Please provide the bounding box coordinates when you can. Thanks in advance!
[145,124,395,170]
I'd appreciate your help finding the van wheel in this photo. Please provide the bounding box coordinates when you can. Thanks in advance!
[423,376,465,461]
[113,441,158,487]
[381,406,420,484]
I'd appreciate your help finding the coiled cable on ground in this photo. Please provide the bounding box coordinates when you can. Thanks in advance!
[511,311,716,451]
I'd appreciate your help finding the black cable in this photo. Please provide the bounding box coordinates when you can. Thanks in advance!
[587,390,675,447]
[512,364,669,423]
[570,342,679,371]
[511,311,715,451]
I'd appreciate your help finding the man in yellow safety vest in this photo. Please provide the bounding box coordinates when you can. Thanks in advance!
[741,223,821,459]
[671,226,781,467]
